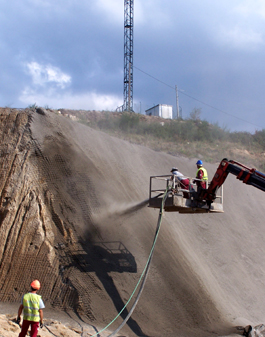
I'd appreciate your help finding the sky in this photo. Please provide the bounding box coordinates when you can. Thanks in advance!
[1,0,265,132]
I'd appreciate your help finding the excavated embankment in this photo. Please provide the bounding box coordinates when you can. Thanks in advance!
[0,108,77,308]
[1,108,265,337]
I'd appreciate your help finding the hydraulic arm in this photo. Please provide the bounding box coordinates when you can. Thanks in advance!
[203,158,265,204]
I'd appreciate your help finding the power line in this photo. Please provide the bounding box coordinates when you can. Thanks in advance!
[134,65,174,90]
[133,65,262,130]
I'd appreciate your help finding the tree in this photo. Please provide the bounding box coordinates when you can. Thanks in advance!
[189,108,201,121]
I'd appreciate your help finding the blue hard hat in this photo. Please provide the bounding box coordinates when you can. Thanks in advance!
[196,160,203,166]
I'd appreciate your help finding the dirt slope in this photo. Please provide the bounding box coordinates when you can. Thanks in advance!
[1,108,265,337]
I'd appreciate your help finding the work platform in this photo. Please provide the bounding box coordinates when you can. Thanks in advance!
[149,175,224,214]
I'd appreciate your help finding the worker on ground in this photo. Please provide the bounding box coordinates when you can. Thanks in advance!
[171,167,190,198]
[16,279,45,337]
[194,160,208,190]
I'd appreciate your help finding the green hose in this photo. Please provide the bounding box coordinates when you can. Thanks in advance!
[90,187,169,337]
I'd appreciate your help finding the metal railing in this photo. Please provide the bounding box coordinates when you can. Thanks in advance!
[149,174,223,204]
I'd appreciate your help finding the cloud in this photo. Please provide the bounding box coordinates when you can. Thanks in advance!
[92,0,124,24]
[21,59,121,110]
[217,26,264,49]
[235,0,265,18]
[19,89,122,111]
[209,1,265,50]
[26,62,71,89]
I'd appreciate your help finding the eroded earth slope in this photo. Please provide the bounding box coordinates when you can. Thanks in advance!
[1,108,265,337]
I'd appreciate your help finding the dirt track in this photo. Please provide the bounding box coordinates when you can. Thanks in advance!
[1,108,265,336]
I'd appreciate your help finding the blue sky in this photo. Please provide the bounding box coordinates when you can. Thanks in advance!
[1,0,265,132]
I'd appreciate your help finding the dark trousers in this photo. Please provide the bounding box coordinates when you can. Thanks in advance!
[19,320,39,337]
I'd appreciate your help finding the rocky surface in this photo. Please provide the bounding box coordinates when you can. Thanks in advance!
[0,108,67,306]
[0,314,81,337]
[1,107,265,336]
[0,313,118,337]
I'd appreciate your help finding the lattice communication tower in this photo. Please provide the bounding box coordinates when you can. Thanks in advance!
[123,0,134,112]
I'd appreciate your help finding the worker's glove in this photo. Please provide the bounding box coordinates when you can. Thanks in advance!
[40,322,43,329]
[15,317,21,325]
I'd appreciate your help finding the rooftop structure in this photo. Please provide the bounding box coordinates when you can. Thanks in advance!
[145,104,173,119]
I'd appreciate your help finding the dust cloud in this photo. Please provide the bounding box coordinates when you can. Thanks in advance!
[92,199,150,227]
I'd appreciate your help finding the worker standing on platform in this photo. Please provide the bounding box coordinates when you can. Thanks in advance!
[16,279,45,337]
[195,160,208,190]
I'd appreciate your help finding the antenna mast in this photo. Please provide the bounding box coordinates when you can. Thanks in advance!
[175,85,180,119]
[123,0,134,112]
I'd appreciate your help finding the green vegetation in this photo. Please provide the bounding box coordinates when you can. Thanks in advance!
[61,109,265,171]
[27,103,38,109]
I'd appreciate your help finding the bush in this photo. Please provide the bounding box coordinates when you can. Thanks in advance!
[118,113,140,132]
[229,131,253,146]
[253,130,265,150]
[72,109,265,171]
[97,115,117,130]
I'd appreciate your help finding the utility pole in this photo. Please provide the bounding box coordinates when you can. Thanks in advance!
[123,0,134,112]
[175,85,179,119]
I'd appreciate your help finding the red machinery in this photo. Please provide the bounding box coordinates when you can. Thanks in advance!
[149,158,265,213]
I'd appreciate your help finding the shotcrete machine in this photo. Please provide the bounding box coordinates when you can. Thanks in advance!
[149,158,265,213]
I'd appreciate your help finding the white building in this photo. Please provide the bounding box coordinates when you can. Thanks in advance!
[145,104,173,119]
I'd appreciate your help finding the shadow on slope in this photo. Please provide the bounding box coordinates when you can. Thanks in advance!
[28,109,245,337]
